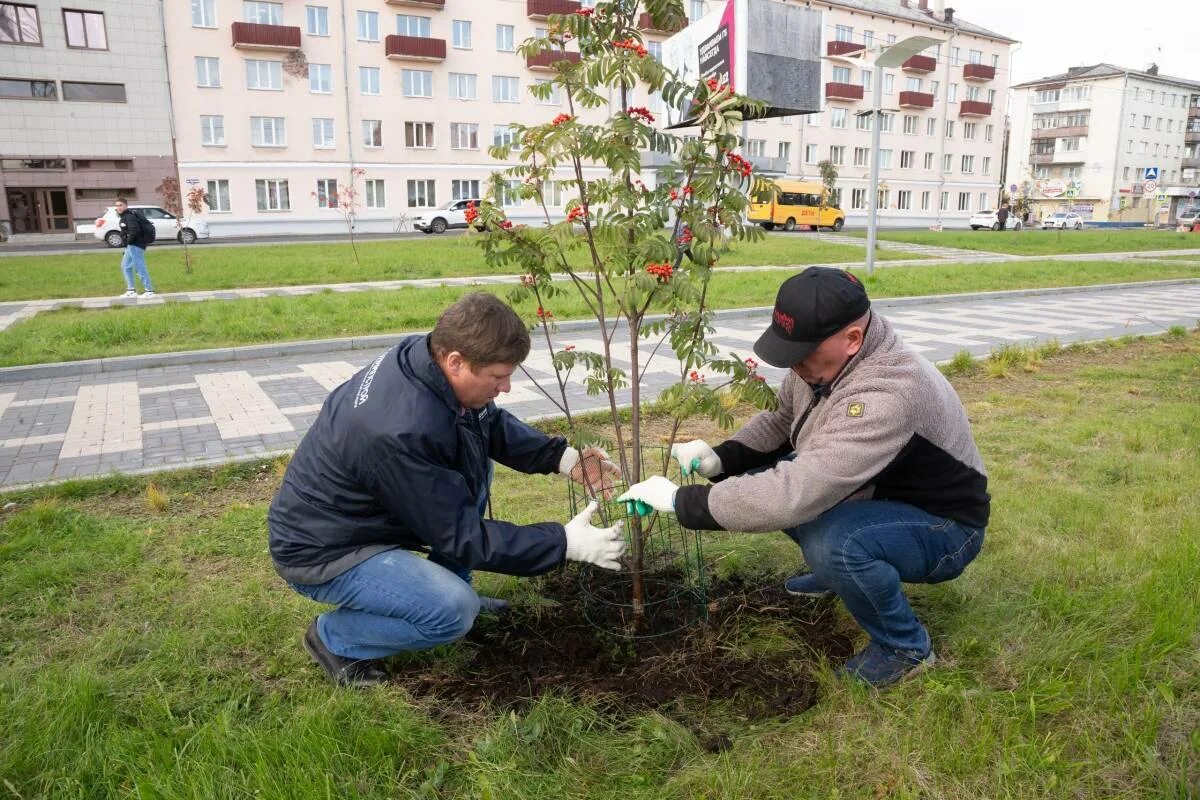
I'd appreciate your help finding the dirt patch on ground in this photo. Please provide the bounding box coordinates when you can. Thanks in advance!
[390,570,857,739]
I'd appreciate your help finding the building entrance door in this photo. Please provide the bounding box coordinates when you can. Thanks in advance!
[6,188,72,233]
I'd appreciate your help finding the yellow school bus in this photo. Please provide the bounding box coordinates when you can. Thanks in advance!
[749,180,845,232]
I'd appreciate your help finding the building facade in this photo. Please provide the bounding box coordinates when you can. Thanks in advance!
[162,0,1013,236]
[1008,64,1200,226]
[0,0,177,239]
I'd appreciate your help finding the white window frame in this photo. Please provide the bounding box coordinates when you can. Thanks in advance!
[359,66,380,95]
[452,179,481,201]
[250,116,286,147]
[403,69,433,98]
[312,117,335,149]
[405,121,434,148]
[365,179,386,209]
[448,72,477,100]
[192,0,216,28]
[309,63,332,94]
[315,178,338,209]
[243,1,282,25]
[450,122,479,150]
[395,14,430,37]
[306,5,328,36]
[496,23,514,52]
[255,178,290,211]
[200,114,224,146]
[356,10,379,41]
[206,179,231,212]
[492,75,519,103]
[362,119,383,148]
[407,178,435,207]
[246,59,283,91]
[452,19,471,49]
[195,56,220,88]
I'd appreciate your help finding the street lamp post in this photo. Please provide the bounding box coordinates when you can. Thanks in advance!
[862,35,943,276]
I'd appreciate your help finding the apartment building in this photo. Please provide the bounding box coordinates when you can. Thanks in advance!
[0,0,177,240]
[1008,64,1200,225]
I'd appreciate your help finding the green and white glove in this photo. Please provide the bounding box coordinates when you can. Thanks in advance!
[616,475,680,517]
[670,439,722,478]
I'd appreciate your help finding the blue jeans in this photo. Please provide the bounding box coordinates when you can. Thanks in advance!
[121,245,153,292]
[289,462,492,658]
[785,500,984,654]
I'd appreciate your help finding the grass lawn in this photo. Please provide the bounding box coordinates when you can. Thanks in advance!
[0,258,1196,367]
[1,333,1197,798]
[0,234,909,303]
[863,228,1200,256]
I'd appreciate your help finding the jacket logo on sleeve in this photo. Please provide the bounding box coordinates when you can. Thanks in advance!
[847,402,865,417]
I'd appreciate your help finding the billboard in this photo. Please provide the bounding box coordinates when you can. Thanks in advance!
[662,0,823,125]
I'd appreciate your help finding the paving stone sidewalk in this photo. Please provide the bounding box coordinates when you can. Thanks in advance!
[0,281,1197,489]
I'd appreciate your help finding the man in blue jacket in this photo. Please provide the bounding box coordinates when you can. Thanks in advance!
[269,293,625,686]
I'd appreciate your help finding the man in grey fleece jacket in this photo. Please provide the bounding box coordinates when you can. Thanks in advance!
[618,267,989,687]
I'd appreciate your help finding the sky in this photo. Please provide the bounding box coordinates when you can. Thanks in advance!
[952,0,1196,85]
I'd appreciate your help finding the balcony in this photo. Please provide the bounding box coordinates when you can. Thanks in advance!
[963,63,996,82]
[826,40,865,59]
[901,54,936,73]
[899,91,934,109]
[1030,153,1054,165]
[526,49,581,70]
[642,151,673,168]
[230,21,301,51]
[825,81,863,102]
[1183,156,1200,170]
[959,100,992,117]
[385,34,446,61]
[1190,105,1200,118]
[1031,125,1089,139]
[746,154,789,174]
[527,0,581,19]
[638,11,685,33]
[1186,129,1200,144]
[384,0,445,6]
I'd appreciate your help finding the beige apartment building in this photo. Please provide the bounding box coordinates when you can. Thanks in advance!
[165,0,1013,235]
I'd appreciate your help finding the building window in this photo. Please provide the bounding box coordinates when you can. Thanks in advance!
[407,179,435,207]
[903,114,917,135]
[647,40,662,61]
[807,112,819,127]
[942,153,952,172]
[834,24,852,42]
[250,116,286,146]
[492,75,519,102]
[452,179,480,201]
[978,191,988,209]
[961,155,974,173]
[950,46,960,65]
[395,14,430,37]
[963,122,976,140]
[365,179,385,209]
[452,19,471,48]
[853,147,868,167]
[930,80,939,99]
[831,66,850,84]
[362,119,382,147]
[309,63,332,93]
[939,191,948,211]
[883,73,894,95]
[315,178,338,208]
[0,79,56,99]
[878,149,892,168]
[958,192,970,211]
[63,9,106,49]
[861,69,871,90]
[982,156,991,175]
[244,1,282,24]
[778,141,791,161]
[196,57,220,88]
[450,122,479,149]
[356,10,378,41]
[493,125,516,148]
[926,117,936,136]
[246,59,283,91]
[829,145,844,165]
[403,69,433,98]
[985,124,994,142]
[1033,166,1049,179]
[534,78,561,105]
[879,113,894,133]
[855,114,871,132]
[405,121,433,148]
[306,5,328,35]
[945,120,954,139]
[966,85,981,102]
[359,66,380,95]
[61,81,125,102]
[1061,137,1082,152]
[897,190,911,210]
[312,117,334,148]
[920,190,930,210]
[689,0,705,22]
[448,72,477,100]
[200,115,225,146]
[0,157,65,168]
[804,143,818,164]
[905,77,921,92]
[923,152,934,170]
[206,179,231,212]
[189,0,214,28]
[850,188,866,209]
[496,23,514,51]
[745,139,765,157]
[831,108,847,129]
[900,150,914,169]
[948,83,957,103]
[255,179,290,211]
[987,88,996,105]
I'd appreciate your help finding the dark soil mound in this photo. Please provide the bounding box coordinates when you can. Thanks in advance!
[390,570,858,730]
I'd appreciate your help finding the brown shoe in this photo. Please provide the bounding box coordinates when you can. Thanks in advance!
[303,619,388,687]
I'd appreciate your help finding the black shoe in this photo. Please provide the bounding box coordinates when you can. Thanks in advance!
[303,619,388,687]
[478,595,511,614]
[783,572,835,599]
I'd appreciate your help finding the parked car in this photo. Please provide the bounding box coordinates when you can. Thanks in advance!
[968,209,1022,231]
[1041,212,1084,230]
[411,199,481,234]
[1175,206,1200,228]
[94,205,210,248]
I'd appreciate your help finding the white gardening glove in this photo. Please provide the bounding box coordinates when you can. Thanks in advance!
[564,500,626,570]
[615,475,679,516]
[671,439,722,478]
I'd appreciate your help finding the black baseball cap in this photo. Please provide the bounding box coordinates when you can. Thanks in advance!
[753,267,871,368]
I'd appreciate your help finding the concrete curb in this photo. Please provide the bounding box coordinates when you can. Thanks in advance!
[1,277,1197,384]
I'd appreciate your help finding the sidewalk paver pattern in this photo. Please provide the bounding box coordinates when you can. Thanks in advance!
[1,281,1197,488]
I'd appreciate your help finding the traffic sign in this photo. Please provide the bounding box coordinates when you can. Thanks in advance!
[1143,179,1158,195]
[1144,167,1160,182]
[1009,183,1018,193]
[1190,190,1197,199]
[1156,191,1168,202]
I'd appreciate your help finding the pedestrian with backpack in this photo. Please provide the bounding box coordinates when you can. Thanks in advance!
[115,197,156,298]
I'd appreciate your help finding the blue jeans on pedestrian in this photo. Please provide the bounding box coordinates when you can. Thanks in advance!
[121,245,153,292]
[785,500,985,655]
[289,462,493,659]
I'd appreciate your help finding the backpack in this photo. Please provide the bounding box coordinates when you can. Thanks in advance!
[138,212,157,245]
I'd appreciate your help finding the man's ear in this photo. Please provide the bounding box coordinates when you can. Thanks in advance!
[443,351,466,375]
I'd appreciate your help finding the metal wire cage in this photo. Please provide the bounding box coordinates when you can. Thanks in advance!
[566,447,708,638]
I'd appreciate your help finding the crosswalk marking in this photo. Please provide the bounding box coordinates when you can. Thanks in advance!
[59,382,142,459]
[300,361,360,391]
[195,371,294,439]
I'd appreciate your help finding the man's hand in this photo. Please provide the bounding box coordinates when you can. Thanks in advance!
[671,440,722,478]
[564,501,626,570]
[616,475,679,516]
[562,446,622,500]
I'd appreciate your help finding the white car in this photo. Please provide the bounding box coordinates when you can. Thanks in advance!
[968,209,1022,231]
[1041,212,1084,230]
[94,205,210,248]
[411,199,481,234]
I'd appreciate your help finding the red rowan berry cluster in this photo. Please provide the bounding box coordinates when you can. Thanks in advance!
[645,262,673,283]
[612,38,648,57]
[626,106,655,123]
